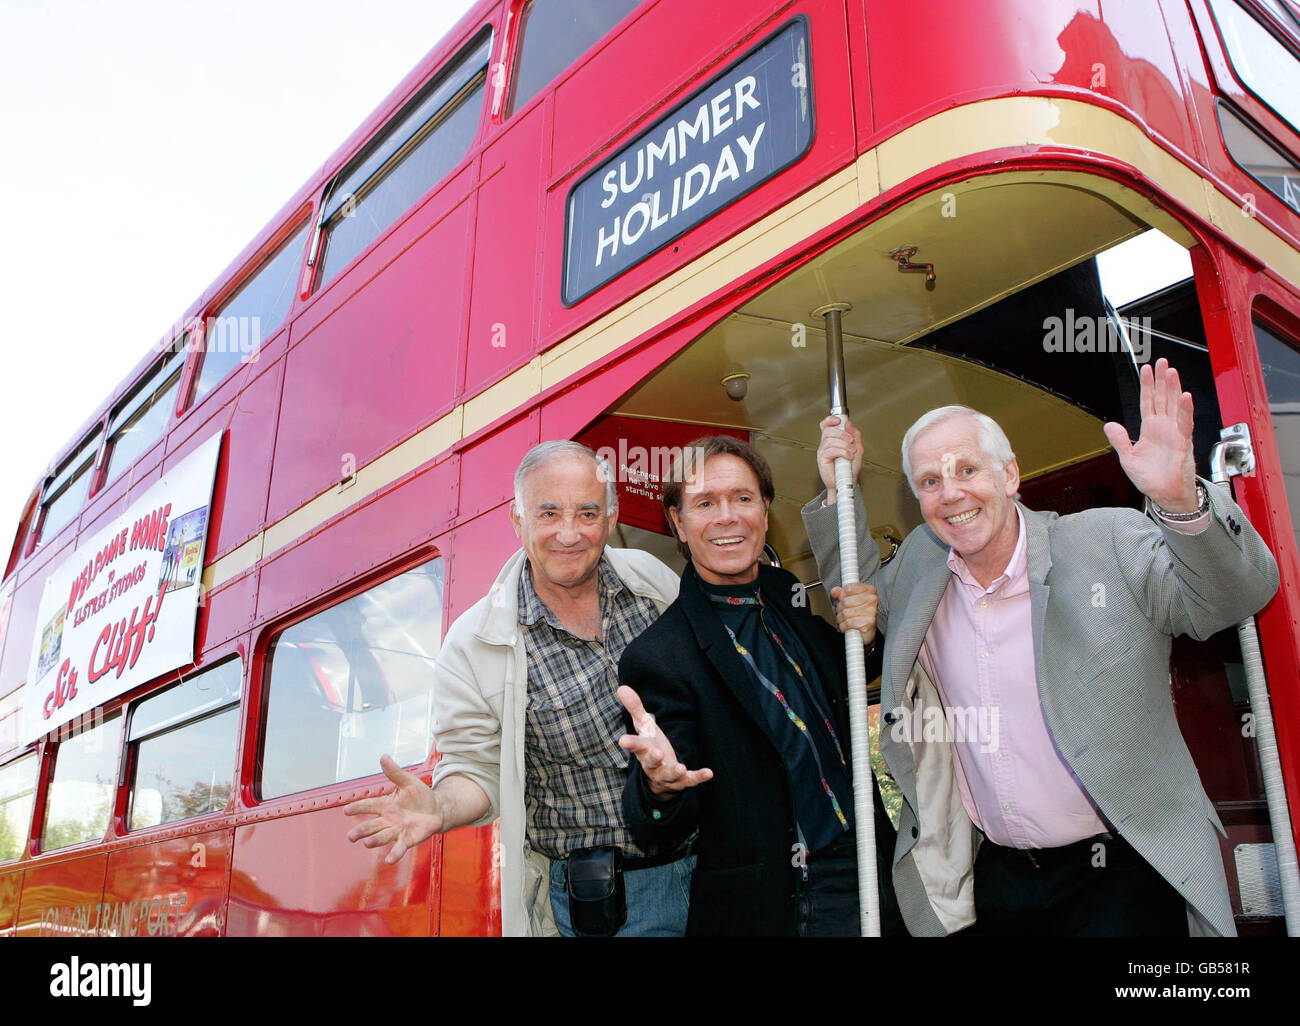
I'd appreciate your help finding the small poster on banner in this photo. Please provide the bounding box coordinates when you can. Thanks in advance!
[159,507,209,593]
[36,605,66,682]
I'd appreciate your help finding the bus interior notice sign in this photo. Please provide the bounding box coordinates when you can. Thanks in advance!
[563,17,813,305]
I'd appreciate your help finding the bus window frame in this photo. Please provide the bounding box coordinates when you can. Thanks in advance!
[184,210,314,415]
[246,548,446,808]
[1251,295,1300,549]
[32,424,107,550]
[501,0,649,123]
[122,655,243,834]
[1214,99,1300,217]
[102,345,187,489]
[307,27,495,296]
[36,708,125,855]
[1201,0,1300,156]
[0,751,39,865]
[1241,0,1300,47]
[4,494,36,578]
[9,15,505,576]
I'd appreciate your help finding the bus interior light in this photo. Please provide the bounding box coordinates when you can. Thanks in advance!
[721,372,750,401]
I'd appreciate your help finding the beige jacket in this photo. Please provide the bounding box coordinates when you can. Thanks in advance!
[431,545,680,936]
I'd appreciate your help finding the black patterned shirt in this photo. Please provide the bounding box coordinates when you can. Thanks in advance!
[519,556,661,859]
[703,578,854,854]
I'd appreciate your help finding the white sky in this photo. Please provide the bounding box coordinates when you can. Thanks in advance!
[0,0,1192,557]
[0,0,477,548]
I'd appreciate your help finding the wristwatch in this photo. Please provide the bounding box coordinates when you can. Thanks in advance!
[1151,483,1208,522]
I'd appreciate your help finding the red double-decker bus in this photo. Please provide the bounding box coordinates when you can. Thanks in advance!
[1,0,1298,937]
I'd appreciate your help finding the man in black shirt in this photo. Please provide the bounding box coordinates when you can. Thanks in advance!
[618,435,902,936]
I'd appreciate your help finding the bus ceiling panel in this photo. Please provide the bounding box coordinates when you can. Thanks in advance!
[602,181,1170,581]
[612,318,1108,488]
[740,179,1152,348]
[607,322,1110,592]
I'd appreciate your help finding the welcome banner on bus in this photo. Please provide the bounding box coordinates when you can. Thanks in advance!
[563,17,814,304]
[22,431,223,746]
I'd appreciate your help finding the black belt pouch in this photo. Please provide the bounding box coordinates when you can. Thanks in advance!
[565,846,628,937]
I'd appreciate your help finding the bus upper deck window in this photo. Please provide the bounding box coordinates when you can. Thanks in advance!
[104,346,185,484]
[1216,103,1300,216]
[191,221,309,406]
[508,0,643,117]
[257,558,444,800]
[313,31,492,290]
[0,752,38,862]
[37,428,104,545]
[1258,0,1300,37]
[41,711,123,851]
[1207,0,1300,138]
[1254,319,1300,551]
[127,658,242,831]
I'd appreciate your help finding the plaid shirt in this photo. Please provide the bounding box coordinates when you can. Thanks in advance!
[519,556,661,859]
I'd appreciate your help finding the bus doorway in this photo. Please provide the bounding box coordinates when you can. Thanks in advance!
[578,173,1289,935]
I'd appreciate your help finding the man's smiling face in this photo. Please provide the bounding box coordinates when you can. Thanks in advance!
[669,453,769,586]
[510,455,614,592]
[908,414,1020,582]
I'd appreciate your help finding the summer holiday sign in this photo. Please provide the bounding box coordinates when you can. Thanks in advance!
[22,431,223,745]
[563,17,814,304]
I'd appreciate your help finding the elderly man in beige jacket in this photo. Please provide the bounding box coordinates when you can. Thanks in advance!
[344,441,683,936]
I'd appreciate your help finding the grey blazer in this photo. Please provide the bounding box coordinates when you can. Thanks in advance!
[802,479,1279,936]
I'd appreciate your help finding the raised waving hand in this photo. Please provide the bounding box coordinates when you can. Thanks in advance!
[1102,357,1199,513]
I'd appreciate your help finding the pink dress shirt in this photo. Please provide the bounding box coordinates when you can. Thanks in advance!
[914,502,1209,849]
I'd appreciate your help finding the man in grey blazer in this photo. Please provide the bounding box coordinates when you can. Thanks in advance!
[803,358,1278,936]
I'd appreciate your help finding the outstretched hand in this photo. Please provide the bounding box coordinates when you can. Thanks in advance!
[1102,357,1199,512]
[344,754,446,864]
[618,686,713,798]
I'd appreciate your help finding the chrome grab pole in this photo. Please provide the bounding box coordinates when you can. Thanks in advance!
[814,301,880,936]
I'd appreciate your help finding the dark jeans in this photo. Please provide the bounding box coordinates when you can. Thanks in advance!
[962,831,1189,936]
[794,828,905,937]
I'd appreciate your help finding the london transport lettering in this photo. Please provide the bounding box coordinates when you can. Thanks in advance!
[20,432,223,745]
[40,892,190,937]
[563,18,813,303]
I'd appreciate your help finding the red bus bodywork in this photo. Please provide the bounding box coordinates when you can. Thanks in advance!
[1,0,1298,936]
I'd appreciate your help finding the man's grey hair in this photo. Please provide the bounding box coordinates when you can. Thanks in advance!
[900,405,1017,497]
[513,440,617,514]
